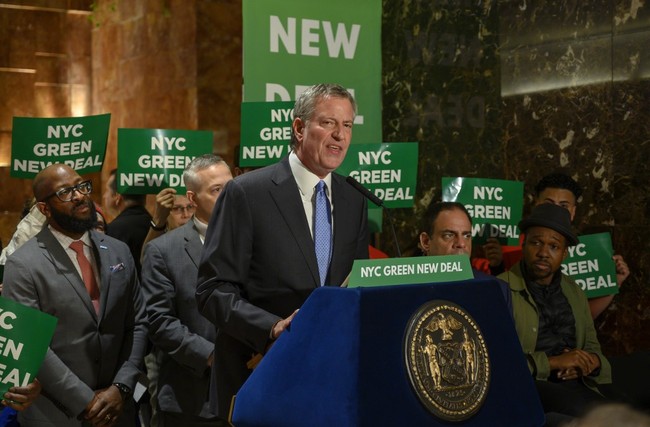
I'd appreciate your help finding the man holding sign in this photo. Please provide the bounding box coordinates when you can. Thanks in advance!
[3,164,147,427]
[196,84,369,418]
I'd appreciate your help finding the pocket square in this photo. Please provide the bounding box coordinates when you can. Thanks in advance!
[109,263,125,272]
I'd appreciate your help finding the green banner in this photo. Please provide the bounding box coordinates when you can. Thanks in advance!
[10,114,110,178]
[239,101,294,167]
[561,233,618,299]
[348,255,474,288]
[116,128,213,194]
[337,143,418,209]
[242,0,382,143]
[442,177,524,245]
[0,297,57,397]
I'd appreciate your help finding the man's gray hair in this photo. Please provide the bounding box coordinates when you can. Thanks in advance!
[183,154,229,192]
[290,83,357,149]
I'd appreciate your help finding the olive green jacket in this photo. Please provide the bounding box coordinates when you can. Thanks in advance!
[498,263,611,390]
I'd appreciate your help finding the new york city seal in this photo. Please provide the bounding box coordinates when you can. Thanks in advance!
[404,300,490,421]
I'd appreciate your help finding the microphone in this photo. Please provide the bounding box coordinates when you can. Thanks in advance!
[345,176,384,207]
[345,176,402,257]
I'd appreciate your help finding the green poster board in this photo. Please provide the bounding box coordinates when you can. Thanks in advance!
[348,255,473,288]
[11,114,110,178]
[242,0,382,143]
[442,177,524,245]
[0,297,57,397]
[116,128,213,194]
[337,143,418,209]
[561,233,618,299]
[240,101,294,167]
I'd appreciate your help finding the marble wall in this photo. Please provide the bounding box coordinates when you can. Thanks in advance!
[382,0,650,355]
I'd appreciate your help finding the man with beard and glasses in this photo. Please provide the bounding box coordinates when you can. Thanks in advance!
[3,164,148,427]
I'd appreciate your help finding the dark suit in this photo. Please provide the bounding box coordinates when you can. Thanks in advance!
[141,220,215,421]
[196,157,369,417]
[106,205,151,275]
[3,228,148,427]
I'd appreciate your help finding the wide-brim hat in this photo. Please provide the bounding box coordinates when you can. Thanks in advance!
[518,203,579,246]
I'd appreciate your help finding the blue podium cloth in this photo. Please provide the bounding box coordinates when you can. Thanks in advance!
[232,278,544,427]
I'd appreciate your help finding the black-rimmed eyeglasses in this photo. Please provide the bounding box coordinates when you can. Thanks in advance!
[41,180,93,202]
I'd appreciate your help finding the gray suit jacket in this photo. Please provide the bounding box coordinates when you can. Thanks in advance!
[196,157,369,417]
[141,220,214,418]
[3,228,148,427]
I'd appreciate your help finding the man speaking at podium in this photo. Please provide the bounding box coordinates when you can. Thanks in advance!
[196,83,369,418]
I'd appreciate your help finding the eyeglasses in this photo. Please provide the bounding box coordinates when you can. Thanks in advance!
[171,205,196,214]
[41,180,93,202]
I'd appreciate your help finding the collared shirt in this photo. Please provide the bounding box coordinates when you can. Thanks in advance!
[193,216,209,244]
[49,225,101,290]
[288,152,333,238]
[521,263,576,357]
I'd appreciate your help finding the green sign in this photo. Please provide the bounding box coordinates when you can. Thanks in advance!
[116,128,213,194]
[337,143,418,209]
[442,177,524,245]
[242,0,382,144]
[240,101,294,167]
[0,297,57,397]
[348,255,474,288]
[11,114,110,178]
[561,233,618,299]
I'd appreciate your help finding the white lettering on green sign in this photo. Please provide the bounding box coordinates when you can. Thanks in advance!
[271,108,293,122]
[562,260,599,276]
[13,156,102,173]
[242,145,285,159]
[0,336,22,361]
[0,362,31,387]
[574,276,616,291]
[120,173,185,187]
[138,155,194,169]
[0,310,16,330]
[473,186,503,200]
[269,15,360,59]
[382,264,415,276]
[472,223,519,238]
[466,204,511,220]
[34,141,92,157]
[374,187,413,201]
[567,244,587,257]
[349,169,401,184]
[150,136,186,151]
[358,151,392,165]
[47,124,83,138]
[360,266,382,277]
[260,127,291,141]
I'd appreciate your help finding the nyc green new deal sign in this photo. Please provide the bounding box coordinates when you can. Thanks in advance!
[242,0,381,144]
[117,128,213,194]
[442,177,524,246]
[11,114,110,178]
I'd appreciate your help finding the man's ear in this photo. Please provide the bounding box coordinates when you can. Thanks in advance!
[36,201,50,219]
[186,191,196,206]
[419,232,431,255]
[562,247,569,261]
[292,117,305,143]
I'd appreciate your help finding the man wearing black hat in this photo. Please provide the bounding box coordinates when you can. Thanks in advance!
[498,203,611,422]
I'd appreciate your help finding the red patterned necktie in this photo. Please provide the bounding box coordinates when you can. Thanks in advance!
[69,240,100,314]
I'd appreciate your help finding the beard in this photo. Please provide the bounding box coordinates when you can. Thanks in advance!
[49,198,97,234]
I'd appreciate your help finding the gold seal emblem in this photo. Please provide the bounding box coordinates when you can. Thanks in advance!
[404,300,490,421]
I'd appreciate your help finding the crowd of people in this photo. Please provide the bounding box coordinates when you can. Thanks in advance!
[0,83,647,427]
